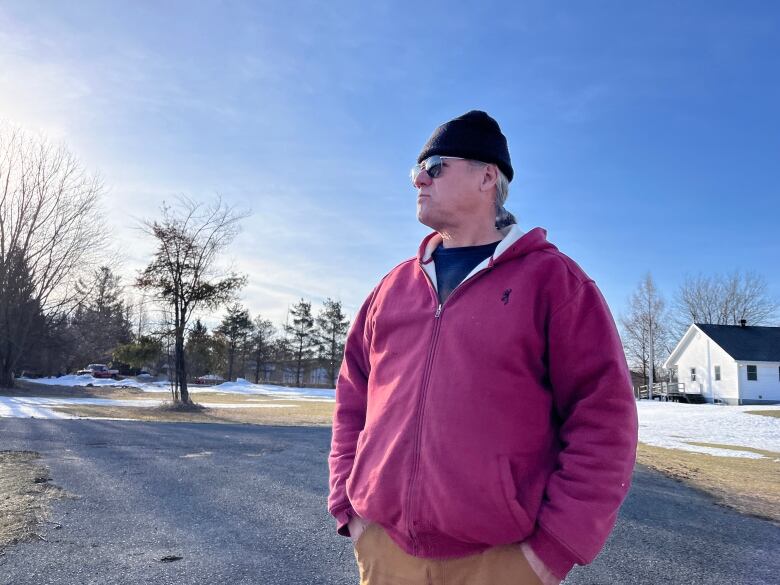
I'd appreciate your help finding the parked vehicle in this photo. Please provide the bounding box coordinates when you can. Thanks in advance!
[76,364,119,379]
[193,373,224,385]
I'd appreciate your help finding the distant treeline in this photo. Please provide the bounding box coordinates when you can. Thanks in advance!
[0,123,350,393]
[9,262,350,389]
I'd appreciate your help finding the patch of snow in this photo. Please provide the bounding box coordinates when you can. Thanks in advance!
[0,395,305,419]
[207,378,336,400]
[636,400,780,458]
[20,375,151,389]
[0,396,163,419]
[19,375,335,400]
[0,398,77,419]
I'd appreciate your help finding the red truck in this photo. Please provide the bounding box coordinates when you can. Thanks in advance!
[76,364,119,379]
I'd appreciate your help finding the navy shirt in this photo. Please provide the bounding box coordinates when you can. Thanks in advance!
[432,240,501,304]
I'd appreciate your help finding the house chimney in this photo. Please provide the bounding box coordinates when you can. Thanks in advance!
[740,319,747,327]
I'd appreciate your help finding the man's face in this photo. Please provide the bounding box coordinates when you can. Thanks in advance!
[414,157,487,231]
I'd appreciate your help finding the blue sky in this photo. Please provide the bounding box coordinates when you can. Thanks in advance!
[1,1,778,328]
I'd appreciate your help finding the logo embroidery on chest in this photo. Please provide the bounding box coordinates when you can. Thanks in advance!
[501,288,512,305]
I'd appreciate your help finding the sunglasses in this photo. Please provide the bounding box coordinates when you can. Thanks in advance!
[410,155,466,184]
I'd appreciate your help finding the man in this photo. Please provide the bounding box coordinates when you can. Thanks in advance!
[328,110,638,584]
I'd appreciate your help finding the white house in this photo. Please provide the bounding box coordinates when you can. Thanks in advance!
[663,322,780,405]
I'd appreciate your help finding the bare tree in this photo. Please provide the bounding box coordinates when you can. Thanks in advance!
[619,273,671,389]
[136,196,247,403]
[673,270,779,335]
[0,125,105,387]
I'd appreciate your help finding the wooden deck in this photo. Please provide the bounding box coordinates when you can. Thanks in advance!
[636,382,706,404]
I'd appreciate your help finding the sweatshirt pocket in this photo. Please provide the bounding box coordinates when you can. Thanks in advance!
[426,453,534,546]
[345,431,368,500]
[498,454,534,536]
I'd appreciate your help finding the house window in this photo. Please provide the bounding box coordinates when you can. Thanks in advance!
[690,367,696,382]
[714,366,721,381]
[747,365,757,381]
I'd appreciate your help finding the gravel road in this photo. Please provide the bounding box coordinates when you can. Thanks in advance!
[0,418,777,584]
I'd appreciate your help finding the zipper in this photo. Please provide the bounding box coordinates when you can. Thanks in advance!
[404,301,442,554]
[405,261,494,554]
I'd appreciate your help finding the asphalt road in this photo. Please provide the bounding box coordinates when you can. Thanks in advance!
[0,418,777,585]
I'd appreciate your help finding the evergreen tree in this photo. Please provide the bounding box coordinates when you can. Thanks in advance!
[186,319,219,379]
[271,336,291,384]
[250,316,276,384]
[284,298,315,387]
[215,304,252,381]
[315,298,350,387]
[113,336,163,372]
[69,267,132,369]
[0,249,46,385]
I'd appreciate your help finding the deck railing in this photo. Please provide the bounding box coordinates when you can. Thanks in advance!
[636,382,699,400]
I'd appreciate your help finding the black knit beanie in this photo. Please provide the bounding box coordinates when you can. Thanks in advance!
[417,110,513,182]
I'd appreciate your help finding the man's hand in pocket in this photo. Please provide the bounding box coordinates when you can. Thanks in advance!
[348,515,370,546]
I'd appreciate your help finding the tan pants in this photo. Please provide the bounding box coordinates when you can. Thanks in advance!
[353,523,544,585]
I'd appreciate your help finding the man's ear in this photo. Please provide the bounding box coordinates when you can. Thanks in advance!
[480,163,498,193]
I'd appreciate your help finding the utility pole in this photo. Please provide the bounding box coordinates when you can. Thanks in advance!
[648,289,654,400]
[648,318,654,400]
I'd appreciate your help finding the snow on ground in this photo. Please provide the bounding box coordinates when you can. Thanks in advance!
[0,396,300,419]
[5,376,333,420]
[8,380,780,460]
[0,397,163,419]
[22,374,149,389]
[201,378,336,400]
[636,400,780,459]
[20,375,336,400]
[0,397,78,419]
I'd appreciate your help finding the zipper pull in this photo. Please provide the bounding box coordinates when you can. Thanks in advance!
[434,304,442,318]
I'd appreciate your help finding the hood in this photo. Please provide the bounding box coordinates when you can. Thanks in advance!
[417,225,557,267]
[416,225,558,296]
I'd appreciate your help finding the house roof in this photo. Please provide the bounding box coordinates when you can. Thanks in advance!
[695,323,780,362]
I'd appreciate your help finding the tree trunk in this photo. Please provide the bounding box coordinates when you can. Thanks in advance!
[176,330,190,404]
[295,339,303,387]
[0,364,14,389]
[329,335,337,387]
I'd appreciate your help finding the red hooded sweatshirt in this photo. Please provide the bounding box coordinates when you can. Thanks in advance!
[328,225,638,580]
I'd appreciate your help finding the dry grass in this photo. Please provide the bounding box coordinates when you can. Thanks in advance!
[745,409,780,419]
[1,380,148,400]
[636,442,780,523]
[180,392,331,405]
[51,399,335,427]
[0,451,66,551]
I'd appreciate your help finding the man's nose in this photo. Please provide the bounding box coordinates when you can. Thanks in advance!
[414,169,432,189]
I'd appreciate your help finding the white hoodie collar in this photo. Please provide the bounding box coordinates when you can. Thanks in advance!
[419,223,526,296]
